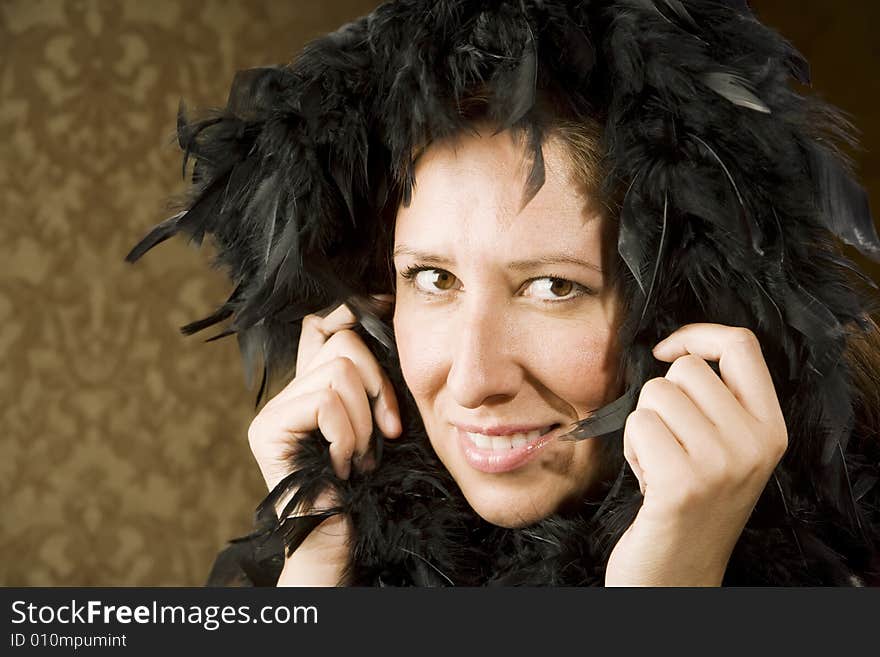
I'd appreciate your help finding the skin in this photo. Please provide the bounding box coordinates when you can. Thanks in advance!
[607,324,788,585]
[392,127,623,527]
[248,299,401,586]
[248,127,788,586]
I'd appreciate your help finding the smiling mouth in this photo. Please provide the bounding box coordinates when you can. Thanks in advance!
[461,424,561,451]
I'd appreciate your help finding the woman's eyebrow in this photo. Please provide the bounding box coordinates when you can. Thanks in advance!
[392,246,453,265]
[392,246,602,273]
[507,255,603,274]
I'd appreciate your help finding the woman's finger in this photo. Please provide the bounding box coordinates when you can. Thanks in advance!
[296,303,360,377]
[303,329,402,439]
[663,354,744,424]
[296,295,395,378]
[281,357,375,459]
[635,376,722,463]
[623,408,690,496]
[251,388,358,484]
[652,323,781,424]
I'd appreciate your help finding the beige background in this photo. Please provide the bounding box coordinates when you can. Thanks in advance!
[1,1,878,586]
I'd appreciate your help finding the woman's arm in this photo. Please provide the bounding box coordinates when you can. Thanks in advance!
[606,323,788,586]
[277,515,352,587]
[247,296,400,587]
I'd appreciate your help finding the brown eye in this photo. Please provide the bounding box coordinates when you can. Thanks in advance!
[412,268,460,293]
[525,277,586,301]
[431,270,456,290]
[549,278,573,297]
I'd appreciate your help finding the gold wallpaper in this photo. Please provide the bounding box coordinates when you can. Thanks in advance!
[1,1,878,586]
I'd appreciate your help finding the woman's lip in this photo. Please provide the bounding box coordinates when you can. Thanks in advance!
[456,425,560,474]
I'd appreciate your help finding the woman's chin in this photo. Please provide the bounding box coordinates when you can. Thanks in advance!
[460,487,558,529]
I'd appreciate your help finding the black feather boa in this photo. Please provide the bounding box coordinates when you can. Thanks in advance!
[206,333,880,587]
[127,0,880,585]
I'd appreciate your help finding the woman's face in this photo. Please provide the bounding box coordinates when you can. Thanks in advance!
[392,126,622,528]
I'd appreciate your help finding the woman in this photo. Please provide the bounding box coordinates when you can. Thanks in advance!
[128,0,880,586]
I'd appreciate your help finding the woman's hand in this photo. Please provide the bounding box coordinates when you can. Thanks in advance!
[246,295,401,586]
[605,324,788,586]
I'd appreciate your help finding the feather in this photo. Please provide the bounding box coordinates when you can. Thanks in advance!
[129,0,880,587]
[818,367,855,463]
[786,50,811,86]
[225,66,286,116]
[344,294,396,353]
[330,153,357,228]
[177,101,191,178]
[124,211,187,263]
[554,16,595,87]
[204,328,236,343]
[691,134,764,255]
[236,172,282,281]
[236,324,262,392]
[399,548,455,585]
[833,440,864,535]
[702,72,771,114]
[170,166,238,250]
[834,256,879,291]
[560,386,638,441]
[808,143,880,261]
[255,359,269,410]
[280,513,338,556]
[180,306,234,336]
[616,172,649,297]
[518,122,545,212]
[853,474,878,502]
[639,192,668,326]
[660,0,699,31]
[176,105,224,179]
[753,278,796,378]
[781,278,845,376]
[772,473,809,573]
[494,19,537,131]
[632,0,697,31]
[720,0,753,15]
[587,465,630,525]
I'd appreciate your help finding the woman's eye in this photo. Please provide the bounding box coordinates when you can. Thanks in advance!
[412,268,460,292]
[400,267,590,302]
[524,277,584,301]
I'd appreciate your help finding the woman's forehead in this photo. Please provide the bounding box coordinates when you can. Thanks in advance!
[396,128,604,249]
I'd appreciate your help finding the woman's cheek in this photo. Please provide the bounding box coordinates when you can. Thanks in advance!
[531,319,620,407]
[393,304,449,402]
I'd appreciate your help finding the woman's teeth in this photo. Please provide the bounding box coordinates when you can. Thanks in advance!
[465,426,555,451]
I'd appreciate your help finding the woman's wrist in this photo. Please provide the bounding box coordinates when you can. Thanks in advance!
[604,510,733,587]
[276,514,351,587]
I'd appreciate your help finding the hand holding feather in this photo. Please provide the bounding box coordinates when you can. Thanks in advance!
[605,324,788,586]
[247,296,402,586]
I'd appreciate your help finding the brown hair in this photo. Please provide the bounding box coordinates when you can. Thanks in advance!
[845,313,880,447]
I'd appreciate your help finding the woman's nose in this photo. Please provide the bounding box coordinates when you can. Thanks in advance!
[446,299,523,409]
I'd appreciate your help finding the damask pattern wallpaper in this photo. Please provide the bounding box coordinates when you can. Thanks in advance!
[1,1,878,586]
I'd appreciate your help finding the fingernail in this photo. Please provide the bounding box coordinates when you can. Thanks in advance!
[352,451,374,471]
[360,451,377,472]
[385,408,401,437]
